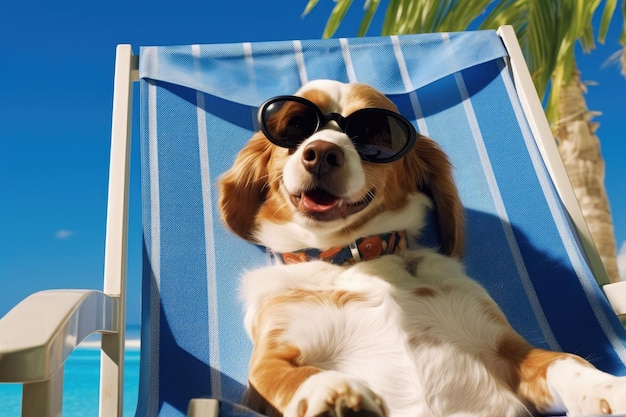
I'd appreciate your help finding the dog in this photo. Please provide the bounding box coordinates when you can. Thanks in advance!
[218,79,626,417]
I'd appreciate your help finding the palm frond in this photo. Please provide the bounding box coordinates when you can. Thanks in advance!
[357,0,382,36]
[303,0,320,17]
[598,0,617,43]
[577,0,602,51]
[324,0,356,38]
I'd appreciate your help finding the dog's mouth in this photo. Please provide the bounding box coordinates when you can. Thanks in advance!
[290,187,375,221]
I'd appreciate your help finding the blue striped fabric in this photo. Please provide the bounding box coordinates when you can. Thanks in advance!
[138,31,626,417]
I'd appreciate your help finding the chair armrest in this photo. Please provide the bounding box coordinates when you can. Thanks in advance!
[604,281,626,320]
[188,398,219,417]
[0,289,117,382]
[187,399,266,417]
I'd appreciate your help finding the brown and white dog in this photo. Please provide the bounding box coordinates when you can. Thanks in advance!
[218,80,626,417]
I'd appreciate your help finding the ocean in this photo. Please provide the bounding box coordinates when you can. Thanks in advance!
[0,325,141,416]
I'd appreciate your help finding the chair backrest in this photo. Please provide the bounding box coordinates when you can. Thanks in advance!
[137,30,626,416]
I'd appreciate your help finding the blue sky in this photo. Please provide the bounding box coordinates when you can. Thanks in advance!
[1,0,625,325]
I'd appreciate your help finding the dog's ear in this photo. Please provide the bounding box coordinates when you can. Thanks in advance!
[402,135,465,258]
[218,132,273,242]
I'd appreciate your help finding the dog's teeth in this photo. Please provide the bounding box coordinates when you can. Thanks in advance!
[338,200,344,208]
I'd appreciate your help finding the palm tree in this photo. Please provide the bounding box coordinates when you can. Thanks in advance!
[305,0,625,282]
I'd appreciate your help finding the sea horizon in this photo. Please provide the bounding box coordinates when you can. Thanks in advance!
[1,324,141,416]
[79,323,142,350]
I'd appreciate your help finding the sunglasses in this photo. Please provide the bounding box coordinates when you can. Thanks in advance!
[258,96,417,163]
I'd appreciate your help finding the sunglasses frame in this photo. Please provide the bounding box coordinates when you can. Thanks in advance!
[258,95,418,163]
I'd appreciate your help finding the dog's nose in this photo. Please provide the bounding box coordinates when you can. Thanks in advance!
[302,140,345,175]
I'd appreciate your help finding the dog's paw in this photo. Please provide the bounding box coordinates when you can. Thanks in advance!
[564,375,626,416]
[284,371,387,417]
[549,359,626,416]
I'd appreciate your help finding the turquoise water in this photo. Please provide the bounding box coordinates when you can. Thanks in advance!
[0,329,141,416]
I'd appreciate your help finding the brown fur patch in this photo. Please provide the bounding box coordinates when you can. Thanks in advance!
[218,131,297,242]
[413,286,438,297]
[300,89,335,114]
[398,137,465,257]
[270,289,368,308]
[218,132,275,241]
[248,336,321,412]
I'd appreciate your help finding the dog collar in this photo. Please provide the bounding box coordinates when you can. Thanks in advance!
[272,231,407,266]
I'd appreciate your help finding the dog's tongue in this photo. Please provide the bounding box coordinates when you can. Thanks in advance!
[302,189,341,213]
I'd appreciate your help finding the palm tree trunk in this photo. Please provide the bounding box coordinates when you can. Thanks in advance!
[555,69,621,282]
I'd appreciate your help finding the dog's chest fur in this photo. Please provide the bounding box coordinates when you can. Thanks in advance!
[241,248,524,417]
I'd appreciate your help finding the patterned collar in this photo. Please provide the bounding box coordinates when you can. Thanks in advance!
[272,231,407,266]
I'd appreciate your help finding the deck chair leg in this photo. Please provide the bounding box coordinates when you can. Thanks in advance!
[22,367,64,417]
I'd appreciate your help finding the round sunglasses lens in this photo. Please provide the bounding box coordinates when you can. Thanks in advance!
[347,111,410,162]
[262,99,319,147]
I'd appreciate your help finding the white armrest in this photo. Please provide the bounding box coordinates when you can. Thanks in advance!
[0,289,117,382]
[188,398,219,417]
[604,281,626,319]
[187,399,267,417]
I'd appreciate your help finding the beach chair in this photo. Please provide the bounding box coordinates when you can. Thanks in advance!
[1,26,626,417]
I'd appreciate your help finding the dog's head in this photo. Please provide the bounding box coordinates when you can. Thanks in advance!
[218,80,464,257]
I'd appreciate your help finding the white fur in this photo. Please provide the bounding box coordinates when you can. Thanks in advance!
[241,250,528,417]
